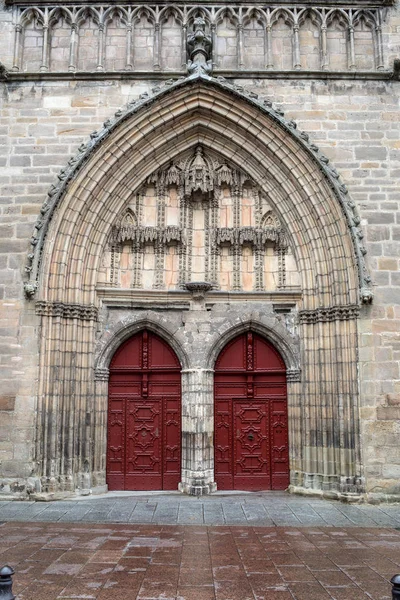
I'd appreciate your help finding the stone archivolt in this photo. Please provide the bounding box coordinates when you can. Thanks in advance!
[24,74,372,305]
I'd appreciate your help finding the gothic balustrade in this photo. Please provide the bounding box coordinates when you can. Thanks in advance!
[9,4,386,74]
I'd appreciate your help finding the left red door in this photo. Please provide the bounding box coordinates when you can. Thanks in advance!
[107,330,181,491]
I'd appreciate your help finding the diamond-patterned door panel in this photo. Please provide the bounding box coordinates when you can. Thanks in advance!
[107,330,181,491]
[234,401,269,484]
[215,331,289,491]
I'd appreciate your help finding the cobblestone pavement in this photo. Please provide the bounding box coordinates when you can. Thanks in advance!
[1,492,400,527]
[1,521,400,600]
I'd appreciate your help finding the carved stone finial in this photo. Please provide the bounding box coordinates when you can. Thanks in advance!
[185,146,214,196]
[187,17,212,75]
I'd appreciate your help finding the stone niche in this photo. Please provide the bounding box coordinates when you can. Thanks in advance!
[97,147,301,293]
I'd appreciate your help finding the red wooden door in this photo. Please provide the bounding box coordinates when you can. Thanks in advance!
[214,332,289,491]
[107,330,181,491]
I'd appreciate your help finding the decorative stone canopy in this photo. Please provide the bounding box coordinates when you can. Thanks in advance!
[25,70,372,306]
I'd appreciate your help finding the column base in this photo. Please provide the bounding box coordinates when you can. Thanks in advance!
[179,469,217,496]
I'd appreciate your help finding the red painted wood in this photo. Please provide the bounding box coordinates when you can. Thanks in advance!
[214,332,289,491]
[107,330,181,491]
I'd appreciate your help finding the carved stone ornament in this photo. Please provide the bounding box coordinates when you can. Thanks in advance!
[24,71,373,304]
[187,17,212,75]
[0,61,9,80]
[148,145,243,200]
[298,304,360,324]
[24,281,37,298]
[184,281,212,301]
[35,300,98,321]
[111,225,183,246]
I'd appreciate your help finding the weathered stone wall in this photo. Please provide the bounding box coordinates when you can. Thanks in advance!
[0,0,399,500]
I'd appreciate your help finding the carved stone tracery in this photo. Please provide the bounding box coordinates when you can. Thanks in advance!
[7,4,387,76]
[101,146,295,293]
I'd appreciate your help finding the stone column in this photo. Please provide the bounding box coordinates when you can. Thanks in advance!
[179,367,216,495]
[125,22,133,70]
[68,23,78,72]
[181,23,187,69]
[153,23,161,70]
[321,24,328,70]
[12,24,22,71]
[35,301,98,497]
[96,23,105,71]
[40,22,50,72]
[375,24,384,70]
[93,368,109,492]
[211,23,217,68]
[237,23,244,69]
[265,24,273,70]
[347,25,356,71]
[292,24,301,70]
[293,306,363,497]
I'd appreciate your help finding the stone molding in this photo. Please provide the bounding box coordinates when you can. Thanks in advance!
[5,0,394,5]
[23,71,373,304]
[35,300,99,320]
[2,71,395,83]
[286,368,301,382]
[94,368,110,381]
[298,304,360,324]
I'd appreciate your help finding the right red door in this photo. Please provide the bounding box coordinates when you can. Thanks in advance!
[214,332,289,491]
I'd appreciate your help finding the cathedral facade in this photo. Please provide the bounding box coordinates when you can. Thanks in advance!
[0,0,399,501]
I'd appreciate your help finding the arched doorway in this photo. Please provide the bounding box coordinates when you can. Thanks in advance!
[214,332,289,491]
[31,76,366,498]
[107,330,181,491]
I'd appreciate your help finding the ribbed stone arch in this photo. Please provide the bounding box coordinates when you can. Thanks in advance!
[32,74,365,498]
[95,314,190,373]
[28,73,371,308]
[204,318,300,375]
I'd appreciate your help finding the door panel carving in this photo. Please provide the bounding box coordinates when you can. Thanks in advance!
[214,332,289,491]
[107,330,181,491]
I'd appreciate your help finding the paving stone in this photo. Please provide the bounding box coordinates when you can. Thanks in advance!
[1,494,400,528]
[0,521,398,600]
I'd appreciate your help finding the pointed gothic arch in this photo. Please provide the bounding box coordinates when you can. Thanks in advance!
[30,73,367,497]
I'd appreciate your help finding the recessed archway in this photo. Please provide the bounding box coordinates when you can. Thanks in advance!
[107,329,182,491]
[31,74,366,498]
